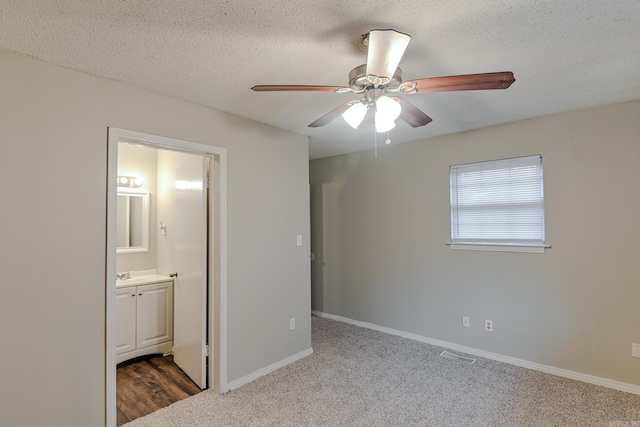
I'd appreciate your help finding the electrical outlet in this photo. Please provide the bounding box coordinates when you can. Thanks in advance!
[462,316,470,328]
[632,343,640,358]
[485,320,493,332]
[290,318,295,330]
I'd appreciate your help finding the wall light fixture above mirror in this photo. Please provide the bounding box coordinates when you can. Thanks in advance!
[117,175,144,188]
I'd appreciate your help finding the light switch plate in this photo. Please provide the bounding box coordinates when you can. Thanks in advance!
[296,235,302,246]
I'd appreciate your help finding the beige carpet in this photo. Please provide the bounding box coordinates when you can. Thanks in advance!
[126,316,640,426]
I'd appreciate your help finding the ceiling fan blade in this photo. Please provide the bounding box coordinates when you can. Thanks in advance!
[308,102,353,128]
[366,29,411,82]
[407,71,515,93]
[251,85,349,92]
[396,98,433,127]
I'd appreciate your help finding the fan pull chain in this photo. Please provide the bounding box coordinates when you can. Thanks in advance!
[374,127,378,158]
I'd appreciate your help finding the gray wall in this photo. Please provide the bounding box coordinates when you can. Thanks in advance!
[0,49,311,426]
[310,100,640,386]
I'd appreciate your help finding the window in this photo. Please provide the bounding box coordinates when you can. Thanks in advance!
[449,155,545,251]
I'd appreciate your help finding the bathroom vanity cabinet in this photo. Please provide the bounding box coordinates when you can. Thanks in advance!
[115,277,173,364]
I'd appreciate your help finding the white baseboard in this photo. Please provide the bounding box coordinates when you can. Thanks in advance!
[312,310,640,396]
[227,347,313,391]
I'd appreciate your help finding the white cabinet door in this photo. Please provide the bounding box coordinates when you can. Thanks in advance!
[136,281,173,349]
[115,287,136,355]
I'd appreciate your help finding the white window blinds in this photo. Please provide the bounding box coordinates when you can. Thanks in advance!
[450,155,545,246]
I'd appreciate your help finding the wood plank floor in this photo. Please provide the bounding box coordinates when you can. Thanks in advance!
[116,355,202,426]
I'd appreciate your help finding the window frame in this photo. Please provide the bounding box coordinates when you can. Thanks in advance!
[448,154,547,253]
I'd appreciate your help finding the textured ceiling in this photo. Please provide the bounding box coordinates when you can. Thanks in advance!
[1,0,639,159]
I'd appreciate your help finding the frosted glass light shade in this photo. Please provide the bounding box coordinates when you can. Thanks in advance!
[341,101,368,129]
[375,96,401,121]
[375,112,396,133]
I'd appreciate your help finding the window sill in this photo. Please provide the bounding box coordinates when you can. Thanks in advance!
[446,242,548,254]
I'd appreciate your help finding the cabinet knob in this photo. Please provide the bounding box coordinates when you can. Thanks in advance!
[131,293,135,297]
[139,292,143,296]
[169,272,178,278]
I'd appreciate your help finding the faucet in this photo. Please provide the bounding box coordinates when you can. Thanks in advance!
[116,272,131,280]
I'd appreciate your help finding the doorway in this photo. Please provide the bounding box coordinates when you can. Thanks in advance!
[106,128,228,427]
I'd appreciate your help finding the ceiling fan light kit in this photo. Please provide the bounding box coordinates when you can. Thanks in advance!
[252,28,515,144]
[341,92,403,132]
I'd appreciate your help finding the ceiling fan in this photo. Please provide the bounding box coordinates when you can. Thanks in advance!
[252,29,515,133]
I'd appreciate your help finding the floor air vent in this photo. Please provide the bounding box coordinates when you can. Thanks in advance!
[440,351,476,364]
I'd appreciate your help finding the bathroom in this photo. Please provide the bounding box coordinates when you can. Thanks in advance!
[115,142,210,423]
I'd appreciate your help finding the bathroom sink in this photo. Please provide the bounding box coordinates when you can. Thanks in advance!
[115,273,173,288]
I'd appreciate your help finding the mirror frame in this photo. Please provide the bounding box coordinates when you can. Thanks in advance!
[116,190,150,253]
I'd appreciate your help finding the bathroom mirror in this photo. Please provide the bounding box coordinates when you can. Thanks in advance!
[116,190,149,253]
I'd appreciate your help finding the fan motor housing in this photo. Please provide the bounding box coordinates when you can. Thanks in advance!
[349,64,403,91]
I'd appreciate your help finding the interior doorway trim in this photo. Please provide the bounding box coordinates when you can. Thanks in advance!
[106,128,228,427]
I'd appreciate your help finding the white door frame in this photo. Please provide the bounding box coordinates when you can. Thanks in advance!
[106,128,228,427]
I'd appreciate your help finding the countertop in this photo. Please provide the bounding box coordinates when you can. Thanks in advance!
[115,274,173,288]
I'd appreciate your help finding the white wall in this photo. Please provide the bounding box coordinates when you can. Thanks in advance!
[116,143,157,272]
[310,100,640,386]
[0,49,311,426]
[156,149,179,276]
